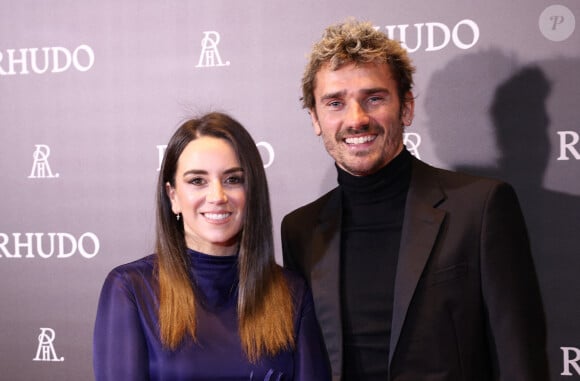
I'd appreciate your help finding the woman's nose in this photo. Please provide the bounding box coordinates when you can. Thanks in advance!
[207,182,227,203]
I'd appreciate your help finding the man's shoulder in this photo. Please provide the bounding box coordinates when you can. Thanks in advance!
[412,157,506,190]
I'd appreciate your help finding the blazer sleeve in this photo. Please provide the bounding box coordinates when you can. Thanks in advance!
[480,182,549,380]
[281,215,298,270]
[281,213,308,277]
[93,269,151,381]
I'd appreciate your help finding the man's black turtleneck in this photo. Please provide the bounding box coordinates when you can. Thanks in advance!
[338,148,412,380]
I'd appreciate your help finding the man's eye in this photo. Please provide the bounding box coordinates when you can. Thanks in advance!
[328,101,342,108]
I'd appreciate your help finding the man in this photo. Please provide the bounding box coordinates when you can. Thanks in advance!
[281,20,548,380]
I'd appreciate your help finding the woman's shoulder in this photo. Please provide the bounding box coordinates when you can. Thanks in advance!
[105,254,156,285]
[279,265,310,297]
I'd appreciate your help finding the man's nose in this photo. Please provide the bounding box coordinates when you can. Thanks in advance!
[345,102,370,130]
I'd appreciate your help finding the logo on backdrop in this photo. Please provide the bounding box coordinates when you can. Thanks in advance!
[0,232,100,259]
[33,328,64,362]
[196,31,230,68]
[0,45,94,76]
[28,145,59,179]
[156,142,275,171]
[256,142,275,168]
[562,347,580,376]
[539,5,576,42]
[382,19,479,53]
[557,131,580,161]
[404,132,422,159]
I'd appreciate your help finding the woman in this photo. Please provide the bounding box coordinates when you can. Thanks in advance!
[93,112,330,380]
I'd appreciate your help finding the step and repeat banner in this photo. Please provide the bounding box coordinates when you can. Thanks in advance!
[1,1,579,379]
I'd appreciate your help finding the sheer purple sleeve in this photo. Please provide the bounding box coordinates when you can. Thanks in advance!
[293,281,332,380]
[93,269,151,381]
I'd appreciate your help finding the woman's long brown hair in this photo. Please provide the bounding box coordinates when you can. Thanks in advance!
[155,112,294,361]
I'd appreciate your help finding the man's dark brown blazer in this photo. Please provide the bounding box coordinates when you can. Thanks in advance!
[281,157,549,381]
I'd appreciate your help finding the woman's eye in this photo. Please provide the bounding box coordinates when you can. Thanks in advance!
[225,176,243,185]
[189,177,205,185]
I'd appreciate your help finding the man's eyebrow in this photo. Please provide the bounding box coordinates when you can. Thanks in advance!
[361,87,391,95]
[319,87,391,102]
[319,90,346,102]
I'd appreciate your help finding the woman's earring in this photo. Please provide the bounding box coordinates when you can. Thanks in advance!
[176,213,181,221]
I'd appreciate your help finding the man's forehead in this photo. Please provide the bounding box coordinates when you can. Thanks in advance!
[314,61,395,90]
[321,59,389,71]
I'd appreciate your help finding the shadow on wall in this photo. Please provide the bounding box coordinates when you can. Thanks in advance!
[424,50,580,379]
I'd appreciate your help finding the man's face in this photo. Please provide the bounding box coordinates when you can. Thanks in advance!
[310,61,414,176]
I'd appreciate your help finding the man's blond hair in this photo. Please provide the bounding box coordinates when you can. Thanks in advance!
[301,19,415,112]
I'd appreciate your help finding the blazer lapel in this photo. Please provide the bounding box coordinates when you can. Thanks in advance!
[389,159,446,367]
[309,189,344,378]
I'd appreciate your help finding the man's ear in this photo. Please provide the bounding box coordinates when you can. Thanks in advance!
[402,91,415,126]
[309,109,322,136]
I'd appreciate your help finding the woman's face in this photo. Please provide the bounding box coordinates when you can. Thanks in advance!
[166,136,246,256]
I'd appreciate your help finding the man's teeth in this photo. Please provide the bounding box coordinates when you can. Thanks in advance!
[205,213,230,220]
[345,135,375,144]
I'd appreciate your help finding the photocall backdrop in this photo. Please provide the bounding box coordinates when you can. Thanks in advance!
[1,1,579,379]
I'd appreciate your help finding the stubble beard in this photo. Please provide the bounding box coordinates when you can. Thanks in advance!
[332,122,404,176]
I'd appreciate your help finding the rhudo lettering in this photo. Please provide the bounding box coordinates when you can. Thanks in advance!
[384,19,479,53]
[0,45,95,76]
[561,347,580,376]
[157,142,276,171]
[557,131,580,160]
[0,232,100,259]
